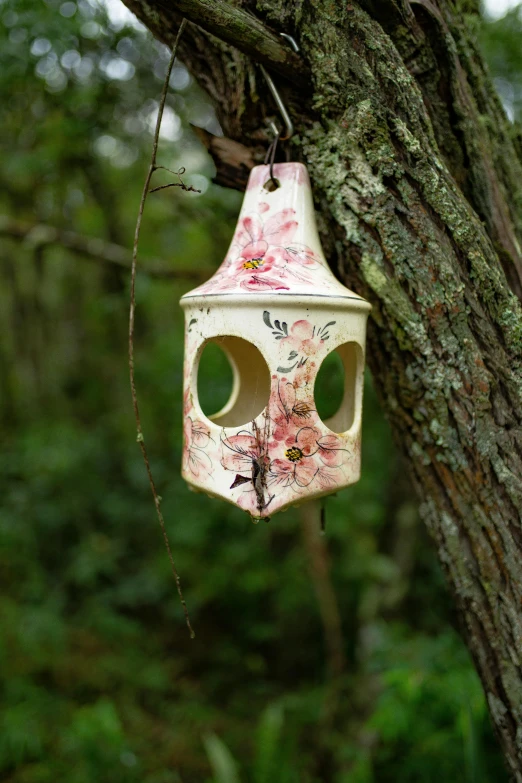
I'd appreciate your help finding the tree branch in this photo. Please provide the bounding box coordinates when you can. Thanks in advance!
[124,0,308,87]
[190,125,255,190]
[0,215,206,281]
[300,503,346,683]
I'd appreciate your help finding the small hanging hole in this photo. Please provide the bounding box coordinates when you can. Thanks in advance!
[263,178,280,192]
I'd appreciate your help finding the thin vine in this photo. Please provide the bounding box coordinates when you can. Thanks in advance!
[128,18,195,639]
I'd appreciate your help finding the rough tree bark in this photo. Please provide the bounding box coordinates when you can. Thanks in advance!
[122,0,522,776]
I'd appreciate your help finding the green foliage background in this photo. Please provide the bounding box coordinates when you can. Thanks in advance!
[1,1,521,780]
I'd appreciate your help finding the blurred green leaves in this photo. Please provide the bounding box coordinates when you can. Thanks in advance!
[204,703,298,783]
[480,4,522,122]
[204,733,242,783]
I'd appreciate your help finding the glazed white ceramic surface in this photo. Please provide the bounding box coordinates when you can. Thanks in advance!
[180,163,371,519]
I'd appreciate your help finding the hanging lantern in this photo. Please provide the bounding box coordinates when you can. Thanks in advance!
[180,161,371,521]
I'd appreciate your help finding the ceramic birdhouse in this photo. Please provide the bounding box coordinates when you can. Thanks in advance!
[180,162,371,520]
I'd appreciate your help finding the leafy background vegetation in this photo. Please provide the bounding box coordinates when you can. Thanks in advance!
[1,0,521,780]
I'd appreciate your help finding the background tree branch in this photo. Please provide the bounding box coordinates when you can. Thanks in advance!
[0,216,205,280]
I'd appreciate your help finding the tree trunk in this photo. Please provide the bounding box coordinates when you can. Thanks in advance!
[122,0,522,776]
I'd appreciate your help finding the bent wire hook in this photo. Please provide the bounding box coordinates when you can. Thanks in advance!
[259,33,299,142]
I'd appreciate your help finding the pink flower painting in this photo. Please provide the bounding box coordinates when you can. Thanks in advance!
[220,431,264,476]
[216,310,350,502]
[220,422,274,513]
[183,387,214,480]
[219,421,349,499]
[269,426,348,490]
[200,208,320,294]
[183,416,213,479]
[271,376,315,442]
[263,311,336,373]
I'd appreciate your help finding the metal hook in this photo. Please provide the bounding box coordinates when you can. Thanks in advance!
[280,33,300,53]
[264,127,281,190]
[259,33,299,142]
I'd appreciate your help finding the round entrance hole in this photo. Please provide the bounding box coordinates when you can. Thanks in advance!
[196,336,270,428]
[197,340,234,418]
[313,342,362,433]
[314,349,344,422]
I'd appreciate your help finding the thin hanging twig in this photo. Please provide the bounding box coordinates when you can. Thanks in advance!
[129,18,195,639]
[149,166,201,194]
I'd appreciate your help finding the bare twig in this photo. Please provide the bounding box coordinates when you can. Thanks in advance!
[129,18,195,639]
[0,215,206,281]
[149,166,201,194]
[155,165,190,176]
[149,183,199,194]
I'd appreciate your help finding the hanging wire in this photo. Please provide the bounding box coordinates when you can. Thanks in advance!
[258,33,299,189]
[259,64,294,142]
[263,127,281,190]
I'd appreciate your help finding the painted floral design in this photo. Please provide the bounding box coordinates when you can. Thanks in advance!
[271,375,315,442]
[184,416,213,479]
[220,418,349,500]
[264,311,336,373]
[220,430,265,476]
[183,387,214,480]
[220,419,274,513]
[183,306,356,517]
[198,208,321,294]
[269,426,348,490]
[219,309,350,503]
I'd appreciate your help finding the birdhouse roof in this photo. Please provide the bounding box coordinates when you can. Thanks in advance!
[180,163,371,312]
